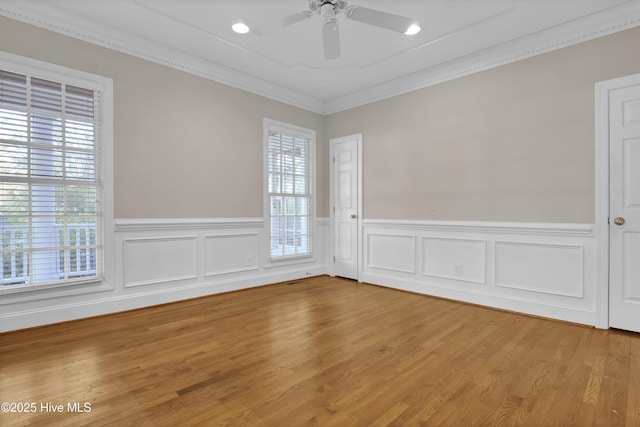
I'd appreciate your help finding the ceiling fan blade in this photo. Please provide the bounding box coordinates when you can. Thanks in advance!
[322,19,341,60]
[253,11,312,36]
[345,5,416,34]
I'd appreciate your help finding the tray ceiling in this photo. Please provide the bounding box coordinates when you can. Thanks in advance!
[1,0,639,114]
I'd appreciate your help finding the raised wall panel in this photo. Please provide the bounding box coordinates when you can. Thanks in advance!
[495,242,583,298]
[205,233,259,276]
[123,236,198,288]
[422,237,486,284]
[367,234,416,274]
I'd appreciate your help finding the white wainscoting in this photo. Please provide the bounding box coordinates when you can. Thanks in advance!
[123,235,199,287]
[361,220,597,326]
[494,241,584,298]
[0,218,329,332]
[367,234,417,274]
[422,237,487,284]
[204,233,260,277]
[0,217,598,331]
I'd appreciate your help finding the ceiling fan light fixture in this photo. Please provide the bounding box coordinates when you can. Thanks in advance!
[253,1,421,59]
[232,22,250,34]
[405,24,421,35]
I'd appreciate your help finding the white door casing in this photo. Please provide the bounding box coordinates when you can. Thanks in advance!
[608,82,640,333]
[330,134,362,280]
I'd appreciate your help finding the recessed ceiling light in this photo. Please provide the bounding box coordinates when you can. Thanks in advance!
[232,22,250,34]
[405,24,421,36]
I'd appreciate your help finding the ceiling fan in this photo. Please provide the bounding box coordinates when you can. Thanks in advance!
[238,0,421,60]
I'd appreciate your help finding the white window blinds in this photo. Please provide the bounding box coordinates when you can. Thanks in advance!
[268,129,312,259]
[0,69,102,287]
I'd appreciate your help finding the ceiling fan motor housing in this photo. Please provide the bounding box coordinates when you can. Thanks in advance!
[310,0,348,14]
[321,3,337,22]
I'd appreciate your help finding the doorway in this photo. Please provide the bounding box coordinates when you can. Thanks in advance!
[330,134,362,280]
[596,73,640,332]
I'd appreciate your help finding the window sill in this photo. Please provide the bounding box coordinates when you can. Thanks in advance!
[264,253,315,269]
[0,277,114,304]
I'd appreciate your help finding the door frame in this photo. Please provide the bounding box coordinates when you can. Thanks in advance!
[595,72,640,329]
[329,133,363,281]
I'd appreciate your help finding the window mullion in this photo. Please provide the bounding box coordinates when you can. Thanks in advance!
[26,76,34,285]
[61,83,68,280]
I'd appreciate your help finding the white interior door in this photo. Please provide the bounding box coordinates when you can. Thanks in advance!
[609,81,640,333]
[331,135,361,280]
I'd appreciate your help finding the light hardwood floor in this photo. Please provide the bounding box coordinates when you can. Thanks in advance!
[1,275,639,426]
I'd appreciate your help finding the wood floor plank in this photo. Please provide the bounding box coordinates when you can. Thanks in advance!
[1,275,640,426]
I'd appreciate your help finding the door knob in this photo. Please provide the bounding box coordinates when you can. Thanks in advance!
[350,214,357,219]
[614,217,625,226]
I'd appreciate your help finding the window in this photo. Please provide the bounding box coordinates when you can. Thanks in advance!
[265,119,315,260]
[0,55,110,289]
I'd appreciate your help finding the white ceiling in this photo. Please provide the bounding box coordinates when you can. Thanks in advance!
[1,0,640,114]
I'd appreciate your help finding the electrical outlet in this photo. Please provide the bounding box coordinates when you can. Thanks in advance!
[246,255,252,266]
[454,264,462,276]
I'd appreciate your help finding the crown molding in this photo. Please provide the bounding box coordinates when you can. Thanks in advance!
[0,2,326,114]
[1,1,639,115]
[323,1,640,114]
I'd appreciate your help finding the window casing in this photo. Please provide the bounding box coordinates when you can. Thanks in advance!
[0,53,111,290]
[264,119,315,261]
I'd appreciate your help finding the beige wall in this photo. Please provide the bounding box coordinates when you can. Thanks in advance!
[2,15,640,224]
[0,16,328,218]
[327,26,640,223]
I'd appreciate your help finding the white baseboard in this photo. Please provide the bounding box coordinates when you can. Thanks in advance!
[0,266,325,332]
[362,272,595,326]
